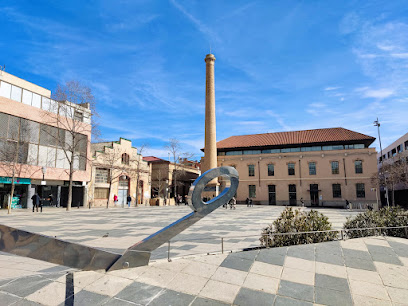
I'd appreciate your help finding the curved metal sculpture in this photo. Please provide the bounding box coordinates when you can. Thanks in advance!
[0,167,239,271]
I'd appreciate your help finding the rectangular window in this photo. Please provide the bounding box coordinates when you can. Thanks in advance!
[243,150,261,155]
[0,112,9,139]
[248,164,255,176]
[249,185,256,198]
[32,93,41,108]
[397,145,402,153]
[96,168,109,183]
[74,110,83,122]
[331,161,339,174]
[0,81,11,99]
[405,141,408,151]
[7,116,20,141]
[309,162,316,175]
[11,85,22,102]
[332,184,341,198]
[95,188,109,199]
[356,183,365,198]
[267,164,274,176]
[22,89,33,105]
[355,160,363,174]
[288,163,295,175]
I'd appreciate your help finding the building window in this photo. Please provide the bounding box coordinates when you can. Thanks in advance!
[397,145,402,153]
[268,185,276,204]
[74,110,83,122]
[288,163,295,175]
[356,183,365,198]
[95,188,109,199]
[332,184,341,198]
[331,161,339,174]
[289,184,296,205]
[248,164,255,176]
[309,162,316,175]
[267,164,274,176]
[122,153,129,165]
[95,168,109,183]
[405,140,408,151]
[249,185,256,198]
[355,160,363,174]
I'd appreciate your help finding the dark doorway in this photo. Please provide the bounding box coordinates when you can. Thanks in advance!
[61,186,84,208]
[310,184,319,206]
[289,184,296,205]
[268,185,276,205]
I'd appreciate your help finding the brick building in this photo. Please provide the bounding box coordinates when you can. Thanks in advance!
[209,127,378,207]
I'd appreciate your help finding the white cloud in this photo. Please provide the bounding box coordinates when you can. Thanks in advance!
[362,88,394,99]
[391,53,408,58]
[324,86,340,91]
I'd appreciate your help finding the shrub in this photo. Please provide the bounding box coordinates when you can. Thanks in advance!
[343,206,408,239]
[260,207,337,247]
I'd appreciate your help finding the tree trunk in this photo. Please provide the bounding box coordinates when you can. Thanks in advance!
[67,160,74,211]
[8,180,15,215]
[107,179,112,209]
[136,171,140,206]
[392,184,395,206]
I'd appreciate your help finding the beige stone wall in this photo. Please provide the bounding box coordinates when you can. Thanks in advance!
[89,138,151,207]
[217,148,378,206]
[0,71,51,97]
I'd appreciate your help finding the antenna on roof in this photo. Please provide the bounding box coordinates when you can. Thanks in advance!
[0,65,5,75]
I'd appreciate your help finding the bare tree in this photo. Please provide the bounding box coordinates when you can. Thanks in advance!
[372,157,408,206]
[165,138,195,201]
[41,81,97,211]
[0,116,39,214]
[151,168,168,200]
[133,144,148,205]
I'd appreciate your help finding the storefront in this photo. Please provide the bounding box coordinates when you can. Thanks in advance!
[0,177,31,209]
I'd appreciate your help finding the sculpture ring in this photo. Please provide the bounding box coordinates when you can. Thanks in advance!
[187,166,239,214]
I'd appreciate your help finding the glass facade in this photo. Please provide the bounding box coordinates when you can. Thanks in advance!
[0,112,87,171]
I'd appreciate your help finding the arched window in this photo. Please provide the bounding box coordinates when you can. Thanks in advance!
[122,153,129,165]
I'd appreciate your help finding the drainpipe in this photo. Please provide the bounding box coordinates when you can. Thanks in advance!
[343,158,347,185]
[258,160,261,187]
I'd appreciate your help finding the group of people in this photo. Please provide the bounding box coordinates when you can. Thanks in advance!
[31,192,54,212]
[246,197,253,207]
[113,194,133,207]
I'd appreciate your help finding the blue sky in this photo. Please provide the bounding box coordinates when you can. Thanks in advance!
[1,0,408,159]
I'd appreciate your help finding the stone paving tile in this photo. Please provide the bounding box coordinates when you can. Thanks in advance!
[344,256,377,271]
[166,272,209,295]
[352,294,392,306]
[274,295,313,306]
[199,279,240,304]
[315,274,349,292]
[13,299,43,306]
[190,297,229,306]
[287,245,315,261]
[219,254,254,272]
[148,289,195,306]
[84,274,133,297]
[315,262,347,278]
[103,297,140,305]
[211,267,248,286]
[249,261,282,278]
[315,286,353,306]
[277,280,314,302]
[230,249,259,261]
[69,290,110,305]
[346,267,382,284]
[349,279,390,301]
[315,241,342,255]
[256,251,286,266]
[315,252,344,266]
[0,291,23,305]
[342,248,372,260]
[234,287,275,306]
[374,262,408,290]
[113,281,163,305]
[243,272,279,294]
[25,281,67,306]
[182,261,218,278]
[281,267,315,286]
[284,257,315,272]
[386,286,408,304]
[0,275,52,298]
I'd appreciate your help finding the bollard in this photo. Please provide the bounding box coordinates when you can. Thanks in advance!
[405,227,408,239]
[341,230,344,240]
[167,241,171,262]
[221,237,224,254]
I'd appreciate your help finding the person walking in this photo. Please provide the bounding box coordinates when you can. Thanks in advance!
[31,192,41,212]
[49,194,54,207]
[246,197,250,207]
[127,195,132,208]
[229,196,236,210]
[249,198,253,207]
[113,194,118,206]
[300,198,305,207]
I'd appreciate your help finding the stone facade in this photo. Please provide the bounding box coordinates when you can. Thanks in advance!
[89,138,151,207]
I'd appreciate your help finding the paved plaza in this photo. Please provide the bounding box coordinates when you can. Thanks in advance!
[1,206,407,305]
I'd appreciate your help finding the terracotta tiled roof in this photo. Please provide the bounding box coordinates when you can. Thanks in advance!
[143,156,168,162]
[216,128,375,150]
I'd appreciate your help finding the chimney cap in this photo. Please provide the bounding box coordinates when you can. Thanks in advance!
[205,54,216,62]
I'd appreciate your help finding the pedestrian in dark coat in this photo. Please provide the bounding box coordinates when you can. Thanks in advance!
[127,195,132,208]
[31,193,41,212]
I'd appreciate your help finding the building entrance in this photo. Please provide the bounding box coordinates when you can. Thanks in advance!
[118,176,129,206]
[268,185,276,205]
[310,184,319,206]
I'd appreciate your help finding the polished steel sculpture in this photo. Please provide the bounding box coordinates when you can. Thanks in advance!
[0,167,239,271]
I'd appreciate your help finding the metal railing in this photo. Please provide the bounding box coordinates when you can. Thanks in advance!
[161,225,408,262]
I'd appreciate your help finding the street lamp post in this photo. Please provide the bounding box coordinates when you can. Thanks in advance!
[41,167,47,207]
[373,118,389,207]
